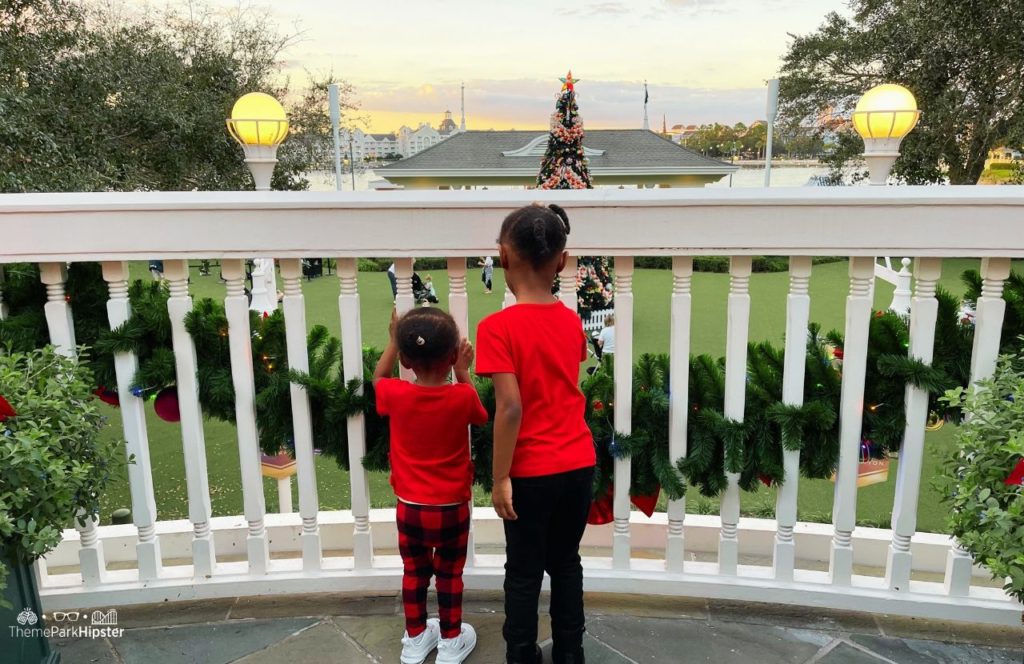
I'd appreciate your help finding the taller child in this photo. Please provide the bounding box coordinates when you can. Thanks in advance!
[476,203,595,664]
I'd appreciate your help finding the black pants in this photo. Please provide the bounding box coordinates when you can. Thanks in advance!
[503,466,594,646]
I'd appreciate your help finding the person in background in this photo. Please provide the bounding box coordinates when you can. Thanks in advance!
[148,259,164,281]
[388,262,398,301]
[596,314,615,358]
[479,256,494,294]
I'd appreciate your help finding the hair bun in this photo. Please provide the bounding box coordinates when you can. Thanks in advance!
[547,203,570,235]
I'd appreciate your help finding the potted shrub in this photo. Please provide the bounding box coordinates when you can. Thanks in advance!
[939,350,1024,604]
[0,346,126,663]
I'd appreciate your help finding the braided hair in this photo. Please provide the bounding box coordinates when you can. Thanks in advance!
[498,203,571,269]
[395,307,459,372]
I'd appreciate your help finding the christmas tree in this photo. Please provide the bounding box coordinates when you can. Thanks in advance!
[537,71,593,190]
[537,72,613,316]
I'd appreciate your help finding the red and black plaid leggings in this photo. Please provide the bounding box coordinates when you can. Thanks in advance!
[396,501,470,639]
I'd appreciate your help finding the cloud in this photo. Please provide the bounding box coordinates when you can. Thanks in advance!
[355,78,768,131]
[558,2,630,16]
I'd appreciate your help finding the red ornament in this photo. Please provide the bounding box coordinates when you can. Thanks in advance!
[154,387,181,423]
[759,473,774,488]
[1005,458,1024,486]
[593,400,604,412]
[630,487,661,517]
[833,347,844,360]
[588,486,614,525]
[0,395,16,422]
[93,386,120,407]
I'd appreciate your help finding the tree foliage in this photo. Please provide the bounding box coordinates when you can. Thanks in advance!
[778,0,1024,185]
[938,352,1024,604]
[0,0,356,192]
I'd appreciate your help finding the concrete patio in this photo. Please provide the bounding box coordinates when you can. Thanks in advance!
[48,590,1023,663]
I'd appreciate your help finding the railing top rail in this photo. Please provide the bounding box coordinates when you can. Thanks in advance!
[4,187,1024,262]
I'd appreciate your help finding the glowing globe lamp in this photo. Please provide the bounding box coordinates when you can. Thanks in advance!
[226,92,289,191]
[228,92,289,146]
[853,85,919,140]
[851,84,921,185]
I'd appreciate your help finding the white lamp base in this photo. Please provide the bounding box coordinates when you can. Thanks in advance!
[241,144,280,191]
[862,137,904,186]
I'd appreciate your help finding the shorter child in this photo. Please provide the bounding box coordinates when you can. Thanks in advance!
[374,308,488,664]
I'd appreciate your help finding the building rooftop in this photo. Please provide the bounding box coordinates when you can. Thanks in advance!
[377,129,737,188]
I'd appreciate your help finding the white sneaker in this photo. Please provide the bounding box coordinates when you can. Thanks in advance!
[435,622,477,664]
[400,618,440,664]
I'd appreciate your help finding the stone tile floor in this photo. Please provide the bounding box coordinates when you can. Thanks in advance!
[48,591,1023,663]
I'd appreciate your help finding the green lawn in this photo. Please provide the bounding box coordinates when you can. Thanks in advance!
[94,258,1014,534]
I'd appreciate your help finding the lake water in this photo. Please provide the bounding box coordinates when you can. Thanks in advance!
[305,166,831,191]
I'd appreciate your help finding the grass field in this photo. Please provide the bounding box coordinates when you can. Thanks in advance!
[93,258,1016,534]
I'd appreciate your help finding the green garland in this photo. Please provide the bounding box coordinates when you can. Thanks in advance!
[1,262,1017,505]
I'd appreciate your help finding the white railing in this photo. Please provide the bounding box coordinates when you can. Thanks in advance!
[3,188,1023,626]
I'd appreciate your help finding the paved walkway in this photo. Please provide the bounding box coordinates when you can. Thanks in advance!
[50,591,1022,663]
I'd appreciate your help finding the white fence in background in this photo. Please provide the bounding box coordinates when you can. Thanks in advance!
[2,188,1023,626]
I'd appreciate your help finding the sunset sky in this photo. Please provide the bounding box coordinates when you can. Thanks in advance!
[206,0,849,132]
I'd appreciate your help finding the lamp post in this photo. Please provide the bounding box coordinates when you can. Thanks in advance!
[852,84,921,186]
[764,78,779,186]
[226,92,289,316]
[348,132,356,191]
[853,83,920,314]
[226,92,290,191]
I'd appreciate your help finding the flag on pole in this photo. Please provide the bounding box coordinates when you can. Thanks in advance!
[644,81,649,104]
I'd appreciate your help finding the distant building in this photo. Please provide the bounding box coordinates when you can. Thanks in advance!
[667,123,699,143]
[378,129,737,189]
[342,129,399,161]
[397,111,462,158]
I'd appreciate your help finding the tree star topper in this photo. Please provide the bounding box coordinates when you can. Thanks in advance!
[560,71,579,92]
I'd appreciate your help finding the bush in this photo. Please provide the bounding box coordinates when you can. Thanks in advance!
[938,350,1024,604]
[636,256,845,273]
[356,258,483,272]
[0,347,126,607]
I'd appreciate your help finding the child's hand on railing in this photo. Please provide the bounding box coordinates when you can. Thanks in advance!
[454,338,474,383]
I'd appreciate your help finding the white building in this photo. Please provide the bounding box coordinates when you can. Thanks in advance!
[341,129,399,162]
[397,110,462,157]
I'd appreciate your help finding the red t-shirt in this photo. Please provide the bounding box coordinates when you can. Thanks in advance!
[475,301,595,478]
[375,379,488,505]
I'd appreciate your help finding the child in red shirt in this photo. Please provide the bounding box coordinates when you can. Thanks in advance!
[374,308,488,664]
[476,204,596,664]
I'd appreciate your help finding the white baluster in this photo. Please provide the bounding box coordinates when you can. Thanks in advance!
[886,258,941,591]
[338,258,374,569]
[829,256,875,586]
[394,258,415,381]
[774,257,812,581]
[666,257,693,572]
[279,258,322,571]
[40,263,76,354]
[41,262,107,584]
[101,261,162,580]
[222,259,269,575]
[0,265,8,320]
[720,256,752,576]
[968,257,1012,385]
[447,257,475,568]
[559,256,579,313]
[164,260,216,578]
[612,256,634,569]
[945,257,1011,595]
